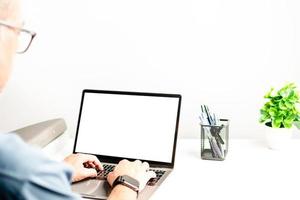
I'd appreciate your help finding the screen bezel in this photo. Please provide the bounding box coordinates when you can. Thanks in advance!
[73,89,181,168]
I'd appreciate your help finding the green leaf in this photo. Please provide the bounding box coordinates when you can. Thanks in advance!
[259,113,269,123]
[260,108,267,114]
[279,101,287,110]
[272,120,281,128]
[284,101,293,109]
[278,110,286,117]
[288,90,295,99]
[283,120,293,128]
[279,90,289,98]
[285,113,296,122]
[264,88,274,98]
[267,101,274,107]
[296,92,300,101]
[268,107,277,116]
[273,96,282,102]
[275,116,283,123]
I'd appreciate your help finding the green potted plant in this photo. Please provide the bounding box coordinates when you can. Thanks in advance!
[259,83,300,149]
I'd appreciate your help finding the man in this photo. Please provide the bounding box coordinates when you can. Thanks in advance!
[0,0,155,199]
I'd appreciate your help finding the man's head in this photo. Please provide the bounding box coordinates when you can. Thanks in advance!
[0,0,21,92]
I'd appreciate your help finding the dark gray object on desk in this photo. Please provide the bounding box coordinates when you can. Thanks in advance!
[200,119,229,161]
[10,118,67,148]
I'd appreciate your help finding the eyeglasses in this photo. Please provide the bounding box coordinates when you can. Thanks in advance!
[0,20,36,54]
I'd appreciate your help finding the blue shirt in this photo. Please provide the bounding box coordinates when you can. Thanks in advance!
[0,133,81,200]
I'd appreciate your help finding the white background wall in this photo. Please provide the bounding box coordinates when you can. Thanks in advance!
[0,0,299,139]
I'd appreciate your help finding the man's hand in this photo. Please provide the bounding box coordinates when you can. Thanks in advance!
[107,160,156,191]
[63,154,103,182]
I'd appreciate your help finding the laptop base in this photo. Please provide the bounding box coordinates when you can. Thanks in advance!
[72,165,172,200]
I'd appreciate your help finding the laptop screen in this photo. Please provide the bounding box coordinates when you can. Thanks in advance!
[74,90,181,166]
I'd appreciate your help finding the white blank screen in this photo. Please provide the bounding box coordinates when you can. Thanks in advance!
[75,92,179,163]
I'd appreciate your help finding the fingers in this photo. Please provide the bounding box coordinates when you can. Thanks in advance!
[107,171,115,185]
[134,160,142,165]
[139,171,157,191]
[83,168,97,178]
[73,168,98,182]
[141,162,149,171]
[147,170,157,179]
[93,160,103,170]
[85,161,96,169]
[78,154,103,170]
[118,159,150,170]
[119,159,129,164]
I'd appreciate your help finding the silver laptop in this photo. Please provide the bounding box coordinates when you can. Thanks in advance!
[71,90,181,199]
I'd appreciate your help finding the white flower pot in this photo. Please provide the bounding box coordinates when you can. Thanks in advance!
[265,126,293,150]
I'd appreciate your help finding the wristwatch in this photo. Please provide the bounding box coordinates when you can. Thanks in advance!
[112,175,140,194]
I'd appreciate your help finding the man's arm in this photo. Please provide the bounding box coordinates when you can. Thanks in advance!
[0,134,100,200]
[108,185,138,200]
[0,134,155,200]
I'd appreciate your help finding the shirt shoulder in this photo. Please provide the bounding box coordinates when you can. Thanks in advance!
[0,133,79,200]
[0,133,68,178]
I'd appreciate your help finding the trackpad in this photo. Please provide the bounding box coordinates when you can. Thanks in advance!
[72,179,111,199]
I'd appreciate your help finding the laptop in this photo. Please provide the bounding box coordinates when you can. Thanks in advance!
[71,89,181,199]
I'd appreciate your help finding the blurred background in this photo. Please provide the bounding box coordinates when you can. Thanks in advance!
[0,0,299,139]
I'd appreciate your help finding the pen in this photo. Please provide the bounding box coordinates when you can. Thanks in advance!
[207,134,223,158]
[204,105,212,125]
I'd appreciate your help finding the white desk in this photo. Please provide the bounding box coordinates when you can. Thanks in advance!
[43,135,300,200]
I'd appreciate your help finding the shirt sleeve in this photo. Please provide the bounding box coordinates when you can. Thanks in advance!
[0,133,81,200]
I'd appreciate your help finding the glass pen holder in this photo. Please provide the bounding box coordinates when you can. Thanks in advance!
[200,119,229,161]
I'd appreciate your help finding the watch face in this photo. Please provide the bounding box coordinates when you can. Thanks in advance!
[113,175,140,192]
[122,175,139,187]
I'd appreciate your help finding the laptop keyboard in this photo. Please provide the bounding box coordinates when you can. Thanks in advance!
[96,164,166,186]
[96,164,115,178]
[147,169,165,186]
